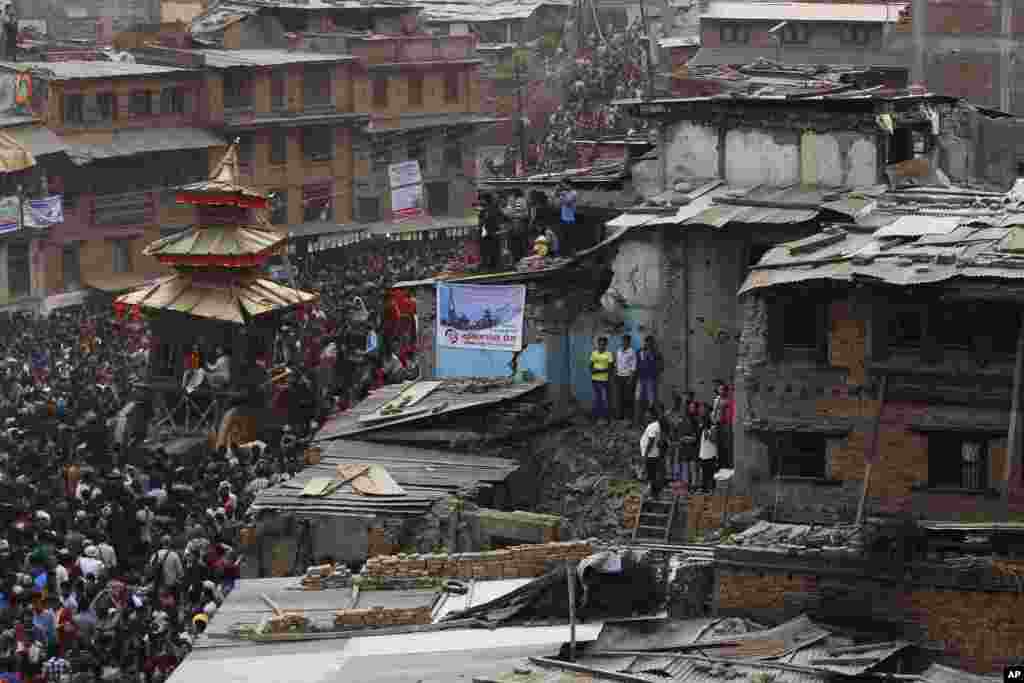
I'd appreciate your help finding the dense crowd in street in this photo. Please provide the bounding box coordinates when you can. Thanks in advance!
[0,234,461,682]
[538,20,651,170]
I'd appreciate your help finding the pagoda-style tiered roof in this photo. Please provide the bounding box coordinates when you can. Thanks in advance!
[176,141,269,208]
[144,223,286,267]
[118,271,317,324]
[116,141,317,324]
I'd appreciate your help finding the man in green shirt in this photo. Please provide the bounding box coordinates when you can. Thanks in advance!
[590,336,613,423]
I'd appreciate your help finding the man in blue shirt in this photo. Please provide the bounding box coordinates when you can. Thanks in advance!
[557,181,576,254]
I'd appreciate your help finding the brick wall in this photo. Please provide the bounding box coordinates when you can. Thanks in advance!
[334,605,432,628]
[687,494,754,538]
[717,570,810,612]
[906,588,1024,672]
[363,541,593,580]
[367,527,397,559]
[623,494,641,531]
[716,566,1024,673]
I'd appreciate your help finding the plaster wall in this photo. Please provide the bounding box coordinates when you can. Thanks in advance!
[663,121,719,187]
[799,131,878,187]
[724,128,800,187]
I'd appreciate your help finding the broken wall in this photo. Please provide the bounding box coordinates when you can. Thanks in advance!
[715,560,1024,674]
[659,113,880,191]
[734,288,1020,523]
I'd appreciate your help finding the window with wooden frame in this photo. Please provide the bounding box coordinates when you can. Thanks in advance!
[770,432,828,479]
[372,77,388,107]
[445,136,461,170]
[886,303,926,350]
[64,94,85,124]
[719,23,751,44]
[303,183,333,222]
[444,71,459,103]
[841,24,871,45]
[223,70,252,110]
[96,93,116,122]
[130,90,152,116]
[270,130,288,166]
[302,126,333,162]
[927,434,989,491]
[303,65,332,110]
[112,239,133,274]
[270,189,288,225]
[767,292,829,361]
[62,243,81,290]
[408,73,424,108]
[271,70,286,110]
[160,87,185,115]
[780,22,811,44]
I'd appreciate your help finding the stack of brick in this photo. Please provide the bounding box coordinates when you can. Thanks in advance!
[301,563,352,590]
[363,541,593,580]
[686,494,754,537]
[333,605,432,628]
[622,494,642,531]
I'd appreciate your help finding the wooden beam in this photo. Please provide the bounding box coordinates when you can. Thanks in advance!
[1003,317,1024,522]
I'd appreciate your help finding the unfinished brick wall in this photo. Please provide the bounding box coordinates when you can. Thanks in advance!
[334,605,432,628]
[687,494,754,538]
[717,564,1024,674]
[906,588,1024,673]
[716,569,810,612]
[363,541,593,580]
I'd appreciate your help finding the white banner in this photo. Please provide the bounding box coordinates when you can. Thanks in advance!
[388,160,423,188]
[436,283,526,352]
[388,161,425,220]
[24,195,63,228]
[0,196,18,235]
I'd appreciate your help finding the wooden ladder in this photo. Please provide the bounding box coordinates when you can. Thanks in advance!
[631,492,679,544]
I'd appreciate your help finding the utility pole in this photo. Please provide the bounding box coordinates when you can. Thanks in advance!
[516,44,528,175]
[638,0,656,99]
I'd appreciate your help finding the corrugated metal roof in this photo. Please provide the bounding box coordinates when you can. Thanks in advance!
[3,60,195,80]
[873,214,964,238]
[525,655,832,683]
[251,438,519,517]
[742,185,1024,294]
[420,0,568,22]
[63,127,226,165]
[775,639,911,675]
[314,378,546,441]
[689,46,913,68]
[920,664,1003,683]
[196,49,356,67]
[702,1,907,23]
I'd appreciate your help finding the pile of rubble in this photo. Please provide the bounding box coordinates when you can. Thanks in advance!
[300,562,353,590]
[486,418,643,541]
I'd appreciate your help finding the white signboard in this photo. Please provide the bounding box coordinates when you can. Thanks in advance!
[388,160,425,220]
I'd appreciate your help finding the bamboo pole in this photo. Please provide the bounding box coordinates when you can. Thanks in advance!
[857,375,888,526]
[566,560,577,661]
[1003,319,1024,523]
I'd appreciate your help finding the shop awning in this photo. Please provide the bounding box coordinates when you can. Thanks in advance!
[0,130,35,173]
[63,127,227,166]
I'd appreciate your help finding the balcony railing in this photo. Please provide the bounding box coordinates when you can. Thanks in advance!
[347,35,477,65]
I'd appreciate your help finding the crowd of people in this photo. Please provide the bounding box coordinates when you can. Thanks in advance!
[537,20,652,171]
[589,333,735,499]
[0,232,472,682]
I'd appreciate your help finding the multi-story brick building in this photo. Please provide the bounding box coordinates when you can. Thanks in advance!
[186,0,494,242]
[690,0,910,67]
[0,60,225,306]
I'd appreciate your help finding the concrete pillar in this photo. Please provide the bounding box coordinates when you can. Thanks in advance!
[1000,0,1013,112]
[911,0,926,86]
